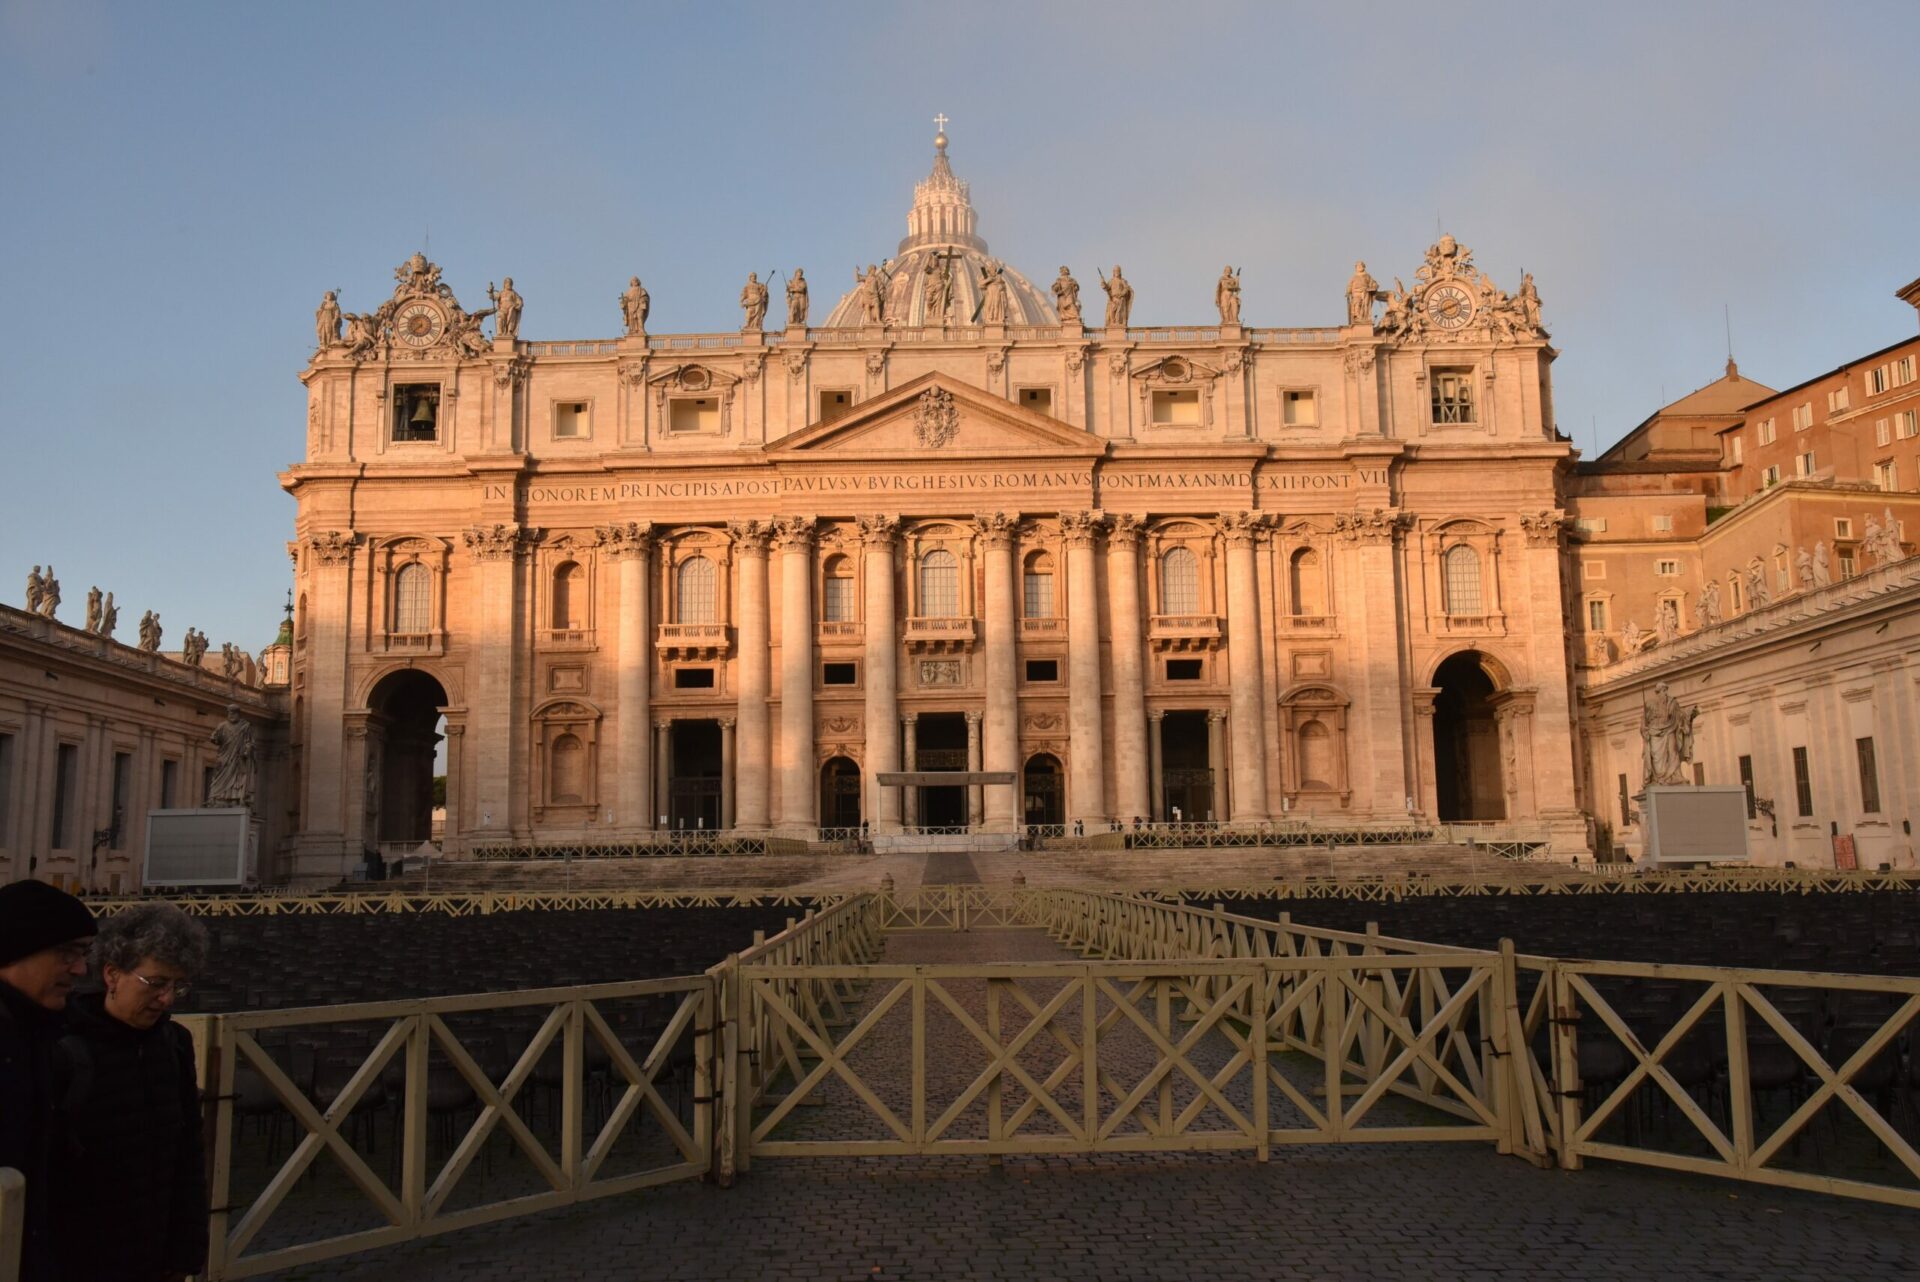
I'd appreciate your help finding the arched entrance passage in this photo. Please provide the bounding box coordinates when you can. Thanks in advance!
[1432,651,1504,821]
[367,669,449,847]
[1023,753,1064,831]
[820,756,861,829]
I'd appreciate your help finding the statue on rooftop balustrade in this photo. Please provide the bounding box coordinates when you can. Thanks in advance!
[489,278,522,340]
[1215,266,1241,325]
[620,276,650,336]
[785,269,808,327]
[1100,266,1133,328]
[739,272,769,331]
[1052,267,1081,324]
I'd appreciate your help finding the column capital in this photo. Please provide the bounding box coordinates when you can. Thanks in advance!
[772,515,816,552]
[1332,507,1412,544]
[1518,509,1572,548]
[856,513,902,547]
[463,523,524,561]
[1216,511,1266,548]
[719,716,737,729]
[598,521,654,559]
[303,529,359,567]
[900,711,919,727]
[1147,708,1164,723]
[1207,708,1228,725]
[975,511,1021,549]
[653,717,674,731]
[964,709,983,728]
[1059,509,1106,548]
[1107,512,1145,549]
[727,520,774,556]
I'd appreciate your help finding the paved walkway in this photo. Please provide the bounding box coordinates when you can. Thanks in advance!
[262,926,1920,1280]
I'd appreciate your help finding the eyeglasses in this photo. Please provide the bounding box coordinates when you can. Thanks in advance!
[128,973,192,998]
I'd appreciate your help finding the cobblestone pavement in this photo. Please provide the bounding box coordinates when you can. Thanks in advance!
[257,926,1920,1281]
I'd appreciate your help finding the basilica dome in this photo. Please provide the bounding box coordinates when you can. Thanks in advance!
[823,130,1057,328]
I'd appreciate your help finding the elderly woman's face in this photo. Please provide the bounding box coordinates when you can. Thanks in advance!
[103,957,191,1029]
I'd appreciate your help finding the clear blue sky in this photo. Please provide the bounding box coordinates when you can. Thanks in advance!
[3,0,1917,653]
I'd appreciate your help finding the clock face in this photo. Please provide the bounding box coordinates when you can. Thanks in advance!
[1426,284,1474,330]
[396,301,444,348]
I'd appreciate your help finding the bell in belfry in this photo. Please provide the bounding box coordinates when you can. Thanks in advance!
[409,396,434,426]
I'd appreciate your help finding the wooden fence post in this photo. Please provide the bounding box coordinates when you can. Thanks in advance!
[1549,964,1583,1170]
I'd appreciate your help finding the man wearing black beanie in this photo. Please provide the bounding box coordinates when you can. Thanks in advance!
[0,879,98,1282]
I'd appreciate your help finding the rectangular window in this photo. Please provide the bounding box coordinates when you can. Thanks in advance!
[1282,389,1318,426]
[160,759,179,810]
[817,389,854,424]
[1729,576,1744,612]
[1150,389,1201,425]
[1877,418,1894,446]
[1835,517,1854,538]
[1586,599,1607,630]
[1828,386,1850,413]
[1165,658,1204,681]
[1792,745,1813,818]
[1792,402,1813,431]
[1900,410,1919,439]
[672,667,716,689]
[1738,754,1756,819]
[1840,552,1856,577]
[822,576,855,623]
[552,401,589,439]
[1868,366,1889,395]
[51,743,78,849]
[1856,736,1881,813]
[1729,435,1744,464]
[1617,773,1631,826]
[1023,571,1054,618]
[1024,659,1059,682]
[391,384,440,442]
[1651,514,1673,532]
[1430,369,1475,424]
[1757,418,1777,445]
[1875,460,1899,491]
[669,397,720,433]
[110,752,132,849]
[1896,355,1916,386]
[1576,517,1608,534]
[1017,387,1054,416]
[821,662,857,686]
[1761,464,1780,487]
[1795,450,1816,478]
[0,732,11,846]
[1656,559,1679,576]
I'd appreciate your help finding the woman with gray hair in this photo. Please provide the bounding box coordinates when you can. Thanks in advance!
[52,903,211,1282]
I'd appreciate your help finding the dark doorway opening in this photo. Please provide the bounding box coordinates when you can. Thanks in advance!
[1433,652,1505,821]
[915,712,969,828]
[820,756,861,829]
[669,720,723,831]
[368,669,448,846]
[1159,710,1213,823]
[1023,753,1064,831]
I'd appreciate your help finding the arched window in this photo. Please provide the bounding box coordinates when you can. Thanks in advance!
[919,549,959,617]
[551,560,585,630]
[676,556,716,624]
[1442,545,1483,615]
[821,554,855,622]
[1023,551,1055,618]
[1161,546,1199,614]
[393,563,431,633]
[549,733,585,803]
[1289,547,1324,617]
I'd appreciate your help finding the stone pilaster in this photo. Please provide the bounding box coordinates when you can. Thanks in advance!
[1106,514,1150,825]
[1061,510,1108,826]
[600,522,654,832]
[1218,512,1269,822]
[774,517,817,831]
[462,524,523,839]
[1147,709,1165,823]
[859,515,902,832]
[730,521,773,830]
[1337,508,1414,817]
[294,530,357,874]
[720,717,737,829]
[966,710,984,827]
[1207,710,1228,823]
[653,719,671,828]
[978,512,1020,829]
[901,712,919,827]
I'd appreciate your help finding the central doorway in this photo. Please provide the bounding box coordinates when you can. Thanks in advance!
[1432,652,1505,821]
[819,756,861,829]
[1159,710,1214,823]
[669,720,723,831]
[1023,753,1064,831]
[914,712,969,828]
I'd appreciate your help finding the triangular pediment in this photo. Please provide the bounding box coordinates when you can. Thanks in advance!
[767,374,1104,459]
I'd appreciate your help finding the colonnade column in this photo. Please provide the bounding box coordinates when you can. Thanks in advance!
[730,522,773,830]
[1147,710,1165,823]
[774,517,817,832]
[1207,710,1229,823]
[464,524,523,837]
[1411,689,1440,820]
[1219,512,1269,823]
[605,522,654,833]
[1106,514,1150,825]
[296,533,356,869]
[653,719,671,829]
[979,513,1020,829]
[966,711,984,826]
[1062,511,1109,827]
[720,717,737,830]
[1492,693,1537,821]
[1343,512,1413,817]
[901,713,919,827]
[859,516,902,832]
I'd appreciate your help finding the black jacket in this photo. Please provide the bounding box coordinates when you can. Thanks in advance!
[0,980,67,1282]
[52,992,209,1282]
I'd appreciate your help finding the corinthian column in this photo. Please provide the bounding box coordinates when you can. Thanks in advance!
[1062,510,1109,827]
[858,515,901,832]
[601,522,654,833]
[730,521,773,830]
[1106,514,1149,825]
[979,512,1020,829]
[1219,512,1269,823]
[774,517,817,831]
[463,523,524,837]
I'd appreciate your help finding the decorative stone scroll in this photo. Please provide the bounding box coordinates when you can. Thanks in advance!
[1518,510,1570,548]
[305,530,358,566]
[1332,508,1411,543]
[463,524,523,561]
[1369,235,1547,345]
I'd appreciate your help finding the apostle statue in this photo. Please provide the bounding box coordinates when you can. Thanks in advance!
[98,592,117,640]
[184,627,208,667]
[1866,507,1907,565]
[977,260,1009,325]
[35,567,59,619]
[856,263,891,325]
[206,704,255,809]
[1795,546,1815,591]
[316,290,342,348]
[1620,618,1645,654]
[138,610,161,653]
[84,586,103,634]
[221,641,243,679]
[1655,598,1680,645]
[1812,540,1833,586]
[620,276,650,336]
[1516,272,1543,332]
[1696,579,1721,627]
[489,278,523,340]
[1215,266,1241,325]
[1744,559,1772,609]
[923,253,955,324]
[1100,266,1133,328]
[1346,261,1381,326]
[785,268,808,327]
[1051,266,1082,324]
[25,566,43,614]
[739,272,769,331]
[1640,681,1697,788]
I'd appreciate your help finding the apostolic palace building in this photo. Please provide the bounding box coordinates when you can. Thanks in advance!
[3,127,1916,886]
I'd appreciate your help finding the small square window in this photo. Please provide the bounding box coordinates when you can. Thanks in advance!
[1282,390,1318,426]
[1795,450,1817,478]
[1576,517,1608,534]
[673,667,716,689]
[1762,464,1780,487]
[1656,560,1679,576]
[670,397,720,433]
[1835,518,1853,538]
[1166,658,1204,681]
[1430,369,1475,424]
[1651,514,1673,532]
[553,401,589,439]
[1757,418,1777,445]
[822,662,857,686]
[1024,659,1059,683]
[1150,389,1201,425]
[1018,387,1054,415]
[392,384,440,442]
[817,389,854,424]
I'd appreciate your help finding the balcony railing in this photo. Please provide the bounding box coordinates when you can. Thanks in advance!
[817,621,862,640]
[1018,617,1064,635]
[904,616,976,653]
[655,621,731,660]
[1147,613,1222,651]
